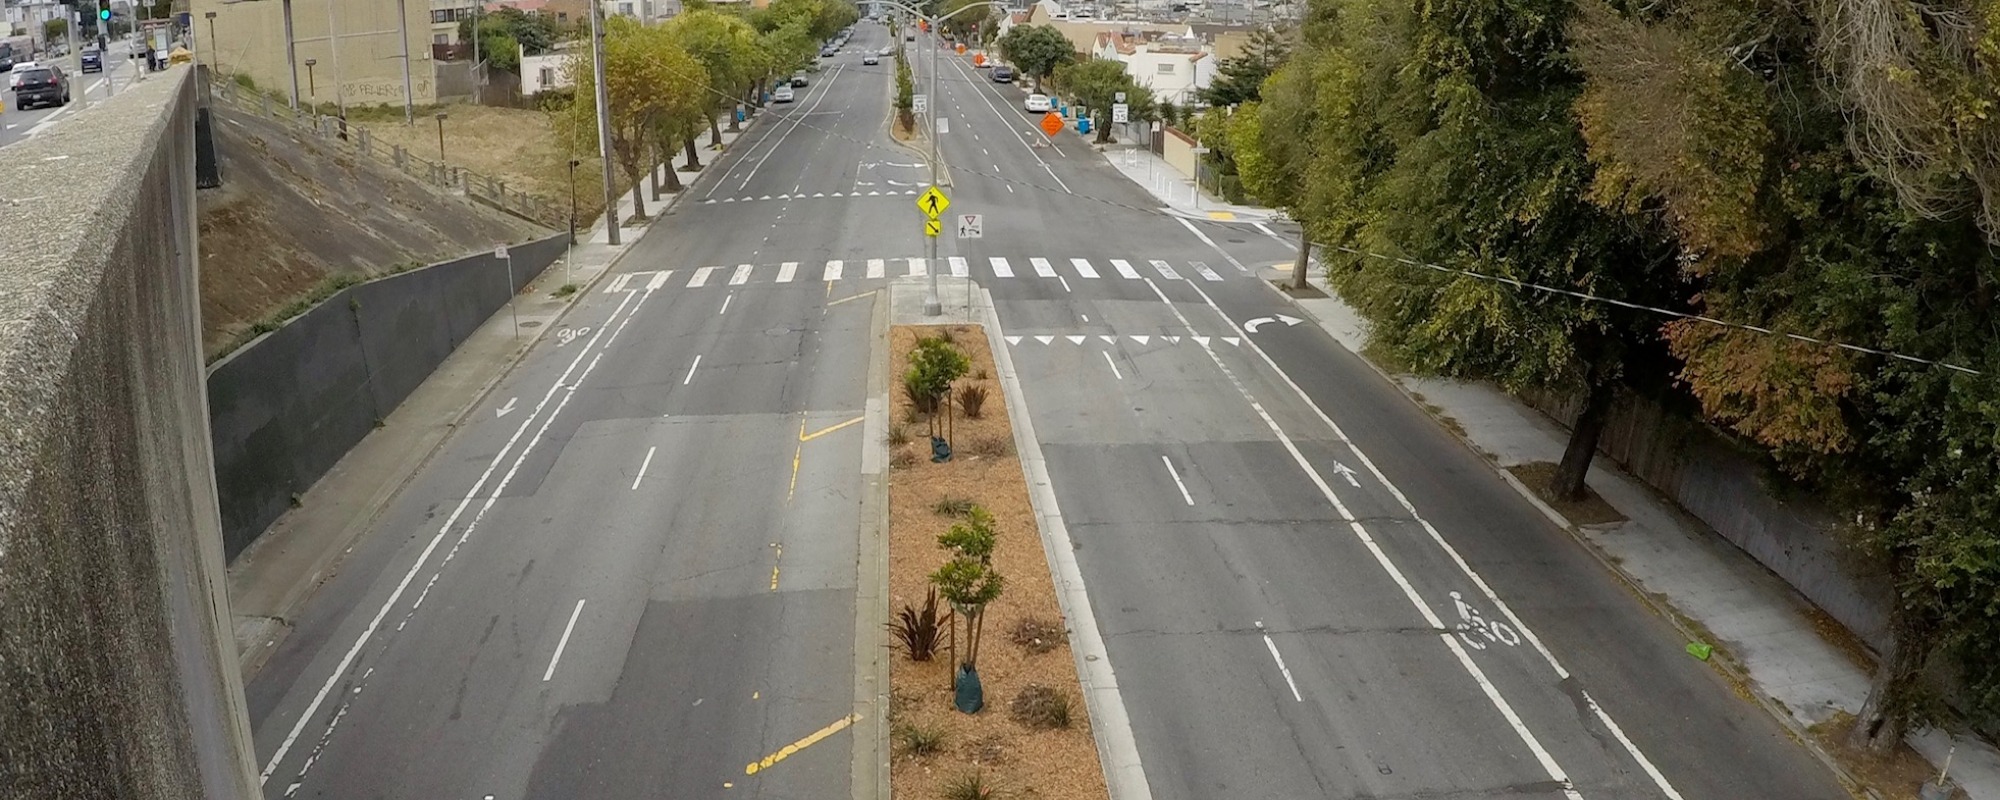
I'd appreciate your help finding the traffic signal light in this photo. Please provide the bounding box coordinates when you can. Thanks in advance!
[97,8,109,21]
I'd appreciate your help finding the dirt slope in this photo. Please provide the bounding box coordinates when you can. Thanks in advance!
[197,103,547,359]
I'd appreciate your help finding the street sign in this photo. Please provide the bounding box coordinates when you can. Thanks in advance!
[1191,145,1211,154]
[494,245,509,259]
[1114,91,1126,103]
[1112,103,1129,123]
[913,94,928,114]
[917,186,950,219]
[1040,111,1063,136]
[924,218,943,237]
[957,214,983,239]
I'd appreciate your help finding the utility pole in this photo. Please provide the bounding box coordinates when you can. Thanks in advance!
[282,0,300,109]
[398,0,415,123]
[923,16,942,317]
[590,0,620,246]
[325,0,345,116]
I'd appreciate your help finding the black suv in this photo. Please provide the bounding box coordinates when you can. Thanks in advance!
[79,49,101,73]
[14,66,69,109]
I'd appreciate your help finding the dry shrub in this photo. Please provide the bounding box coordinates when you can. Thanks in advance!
[1009,616,1065,655]
[895,722,950,757]
[958,383,990,418]
[964,433,1011,457]
[888,423,912,447]
[933,496,976,517]
[940,769,997,800]
[1009,683,1072,730]
[891,449,919,469]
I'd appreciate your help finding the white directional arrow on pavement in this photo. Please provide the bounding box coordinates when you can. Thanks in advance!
[1331,460,1361,487]
[1243,314,1306,333]
[495,397,518,418]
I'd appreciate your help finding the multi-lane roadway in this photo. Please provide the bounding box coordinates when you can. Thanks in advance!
[0,42,146,150]
[246,19,1852,800]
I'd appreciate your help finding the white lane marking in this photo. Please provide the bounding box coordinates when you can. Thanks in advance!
[683,355,702,385]
[866,258,886,279]
[645,271,673,290]
[949,256,969,277]
[1110,259,1141,279]
[1034,335,1054,345]
[720,65,845,196]
[824,260,844,281]
[906,257,927,277]
[1253,222,1285,242]
[1130,335,1151,345]
[1100,335,1116,344]
[608,274,633,293]
[990,257,1014,277]
[730,264,754,285]
[689,266,718,288]
[632,446,657,490]
[1070,258,1100,279]
[777,261,798,283]
[1191,261,1223,282]
[1145,277,1586,800]
[1149,259,1181,280]
[1103,349,1123,380]
[1031,257,1056,278]
[1162,455,1193,505]
[542,599,588,682]
[1257,621,1304,702]
[262,285,653,785]
[1189,281,1686,797]
[1006,335,1022,345]
[1058,275,1072,293]
[1175,217,1249,273]
[719,293,734,315]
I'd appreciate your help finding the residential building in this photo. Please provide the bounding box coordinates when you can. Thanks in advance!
[192,0,437,108]
[1090,28,1213,106]
[5,0,65,49]
[431,0,477,46]
[518,38,579,95]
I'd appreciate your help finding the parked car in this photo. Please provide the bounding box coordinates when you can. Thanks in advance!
[79,49,101,73]
[9,61,39,89]
[13,65,68,109]
[863,53,879,65]
[791,71,809,87]
[1024,93,1050,113]
[773,84,796,103]
[991,65,1014,83]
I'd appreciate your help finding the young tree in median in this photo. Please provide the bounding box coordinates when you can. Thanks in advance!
[996,24,1073,93]
[1051,57,1153,144]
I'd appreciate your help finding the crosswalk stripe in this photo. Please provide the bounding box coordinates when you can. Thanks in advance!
[607,273,633,293]
[1110,259,1141,279]
[866,259,886,279]
[1192,261,1223,282]
[645,271,673,290]
[731,264,754,285]
[949,257,969,277]
[1150,260,1181,280]
[777,262,798,283]
[689,266,719,288]
[907,257,927,277]
[1070,258,1100,279]
[990,257,1013,277]
[1031,258,1057,278]
[823,260,843,281]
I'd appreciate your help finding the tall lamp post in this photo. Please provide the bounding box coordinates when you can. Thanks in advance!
[203,11,216,70]
[303,57,316,100]
[567,158,581,287]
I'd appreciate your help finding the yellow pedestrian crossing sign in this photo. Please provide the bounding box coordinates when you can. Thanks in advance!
[917,186,950,220]
[924,218,942,237]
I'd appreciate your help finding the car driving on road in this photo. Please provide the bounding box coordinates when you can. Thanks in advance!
[863,53,878,65]
[991,65,1014,83]
[773,85,795,103]
[12,65,68,109]
[79,49,101,73]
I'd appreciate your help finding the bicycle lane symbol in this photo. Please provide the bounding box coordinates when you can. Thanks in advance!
[1451,591,1521,650]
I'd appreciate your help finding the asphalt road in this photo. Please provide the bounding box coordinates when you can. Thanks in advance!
[248,24,897,800]
[910,37,1854,800]
[0,46,145,150]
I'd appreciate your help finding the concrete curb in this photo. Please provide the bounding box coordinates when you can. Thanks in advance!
[231,113,769,681]
[1250,275,1878,800]
[852,287,893,800]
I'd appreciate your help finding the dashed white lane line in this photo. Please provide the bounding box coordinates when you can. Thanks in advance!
[1102,350,1123,380]
[719,293,734,315]
[683,355,702,386]
[541,599,587,682]
[1161,455,1193,505]
[1256,621,1304,702]
[631,446,656,490]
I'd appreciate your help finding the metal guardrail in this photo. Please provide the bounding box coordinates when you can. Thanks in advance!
[205,81,565,230]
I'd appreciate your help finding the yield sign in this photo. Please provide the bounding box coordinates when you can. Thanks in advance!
[1040,111,1063,136]
[917,186,950,220]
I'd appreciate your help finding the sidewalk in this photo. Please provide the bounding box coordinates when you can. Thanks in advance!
[1102,145,1997,798]
[1102,144,1280,223]
[228,108,768,678]
[585,120,757,246]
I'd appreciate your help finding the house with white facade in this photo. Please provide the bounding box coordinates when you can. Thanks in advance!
[1090,29,1214,106]
[518,39,579,96]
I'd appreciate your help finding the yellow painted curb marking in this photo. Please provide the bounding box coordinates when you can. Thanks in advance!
[744,713,860,776]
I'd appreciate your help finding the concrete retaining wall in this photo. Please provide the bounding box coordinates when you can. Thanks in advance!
[0,68,259,799]
[1528,388,1894,652]
[207,234,568,561]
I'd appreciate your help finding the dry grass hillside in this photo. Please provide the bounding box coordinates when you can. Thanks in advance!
[198,103,547,360]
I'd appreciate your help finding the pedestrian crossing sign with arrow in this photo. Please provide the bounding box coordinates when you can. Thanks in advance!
[917,186,950,220]
[924,218,942,237]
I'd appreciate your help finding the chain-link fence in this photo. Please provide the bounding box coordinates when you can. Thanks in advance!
[206,81,566,231]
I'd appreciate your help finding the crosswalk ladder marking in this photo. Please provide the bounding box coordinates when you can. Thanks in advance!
[1031,258,1057,277]
[823,260,843,281]
[1110,259,1141,279]
[731,264,754,285]
[776,262,798,283]
[1070,258,1100,279]
[990,257,1013,277]
[689,266,719,287]
[866,259,886,279]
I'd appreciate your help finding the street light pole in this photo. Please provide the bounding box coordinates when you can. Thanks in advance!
[304,57,316,100]
[398,0,415,124]
[923,15,942,316]
[203,11,216,71]
[282,0,300,109]
[325,0,345,117]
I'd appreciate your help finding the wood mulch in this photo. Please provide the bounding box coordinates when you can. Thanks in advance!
[886,324,1109,800]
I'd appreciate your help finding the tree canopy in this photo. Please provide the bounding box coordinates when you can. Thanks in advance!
[1050,57,1155,143]
[996,24,1074,92]
[556,16,709,219]
[1235,0,2000,749]
[1199,26,1290,107]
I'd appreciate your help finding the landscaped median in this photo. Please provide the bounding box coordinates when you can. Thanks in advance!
[884,324,1109,800]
